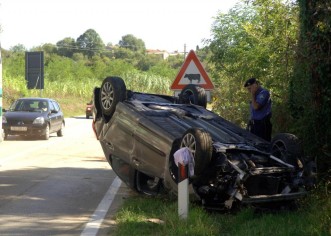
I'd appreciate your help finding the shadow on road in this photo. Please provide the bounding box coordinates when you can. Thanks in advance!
[0,164,130,235]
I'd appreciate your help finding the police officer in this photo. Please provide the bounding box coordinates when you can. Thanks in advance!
[244,78,272,141]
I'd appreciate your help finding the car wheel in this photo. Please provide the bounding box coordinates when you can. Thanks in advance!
[135,171,163,195]
[180,128,213,175]
[270,133,303,168]
[43,124,50,140]
[99,76,126,122]
[57,122,64,137]
[86,115,89,119]
[179,84,207,108]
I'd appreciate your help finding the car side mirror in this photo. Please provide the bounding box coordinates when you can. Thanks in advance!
[51,109,58,114]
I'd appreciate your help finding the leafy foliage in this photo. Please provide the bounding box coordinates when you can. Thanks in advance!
[208,0,299,130]
[289,0,331,178]
[119,34,146,53]
[76,29,105,58]
[56,37,76,58]
[207,0,330,178]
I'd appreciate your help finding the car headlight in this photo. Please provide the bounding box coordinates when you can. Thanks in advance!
[33,117,45,124]
[2,116,7,124]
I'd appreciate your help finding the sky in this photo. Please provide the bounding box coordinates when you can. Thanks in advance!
[0,0,239,52]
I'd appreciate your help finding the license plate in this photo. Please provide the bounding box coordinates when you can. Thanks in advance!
[10,126,27,131]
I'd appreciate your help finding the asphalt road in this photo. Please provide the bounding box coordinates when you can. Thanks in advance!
[0,116,132,236]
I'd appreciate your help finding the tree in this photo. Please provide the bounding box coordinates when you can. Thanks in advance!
[76,29,105,58]
[290,0,331,177]
[119,34,146,53]
[56,37,77,58]
[10,44,26,53]
[34,43,57,54]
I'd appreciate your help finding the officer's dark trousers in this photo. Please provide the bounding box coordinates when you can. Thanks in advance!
[251,115,272,142]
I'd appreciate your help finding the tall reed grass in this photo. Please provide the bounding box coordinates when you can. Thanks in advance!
[2,69,173,112]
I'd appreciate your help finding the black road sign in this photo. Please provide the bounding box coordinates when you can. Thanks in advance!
[25,51,44,89]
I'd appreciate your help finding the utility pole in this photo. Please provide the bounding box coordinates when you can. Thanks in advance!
[184,44,187,59]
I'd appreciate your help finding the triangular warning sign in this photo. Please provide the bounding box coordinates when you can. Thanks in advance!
[171,50,214,90]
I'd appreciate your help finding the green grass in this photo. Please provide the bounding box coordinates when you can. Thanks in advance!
[112,185,331,236]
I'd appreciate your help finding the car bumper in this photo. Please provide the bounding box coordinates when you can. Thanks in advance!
[242,191,307,204]
[86,108,93,116]
[3,123,47,136]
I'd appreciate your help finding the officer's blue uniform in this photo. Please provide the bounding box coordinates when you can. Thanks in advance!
[249,87,272,141]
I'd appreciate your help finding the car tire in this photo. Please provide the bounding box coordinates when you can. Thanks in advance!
[179,84,207,108]
[57,122,64,137]
[43,124,50,140]
[99,76,126,122]
[180,127,213,175]
[270,133,303,168]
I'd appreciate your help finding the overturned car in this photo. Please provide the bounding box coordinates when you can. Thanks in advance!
[92,76,316,210]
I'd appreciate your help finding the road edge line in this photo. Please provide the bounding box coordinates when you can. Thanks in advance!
[81,176,122,236]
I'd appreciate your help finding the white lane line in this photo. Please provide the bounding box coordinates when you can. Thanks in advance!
[81,176,122,236]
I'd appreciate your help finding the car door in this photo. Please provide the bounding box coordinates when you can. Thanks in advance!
[132,118,175,178]
[47,101,56,132]
[48,101,62,132]
[52,101,64,131]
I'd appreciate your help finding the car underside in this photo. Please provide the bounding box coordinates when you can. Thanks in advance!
[92,76,317,211]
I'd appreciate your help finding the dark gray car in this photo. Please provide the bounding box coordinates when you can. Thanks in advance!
[92,76,316,211]
[2,97,65,140]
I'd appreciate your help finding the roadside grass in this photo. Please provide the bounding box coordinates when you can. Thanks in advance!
[112,185,331,236]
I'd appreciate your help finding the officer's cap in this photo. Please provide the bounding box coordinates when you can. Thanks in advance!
[244,78,257,87]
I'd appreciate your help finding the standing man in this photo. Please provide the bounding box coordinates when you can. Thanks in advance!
[244,78,272,141]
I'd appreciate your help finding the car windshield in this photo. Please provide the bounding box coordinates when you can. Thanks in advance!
[9,99,48,112]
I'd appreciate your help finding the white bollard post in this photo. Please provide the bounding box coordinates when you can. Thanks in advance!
[178,162,189,219]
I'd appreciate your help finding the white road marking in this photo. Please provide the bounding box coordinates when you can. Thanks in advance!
[81,176,122,236]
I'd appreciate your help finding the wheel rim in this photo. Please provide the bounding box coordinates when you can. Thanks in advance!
[271,141,287,161]
[101,82,114,110]
[180,133,196,157]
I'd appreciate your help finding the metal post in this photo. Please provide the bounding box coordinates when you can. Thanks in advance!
[178,162,189,219]
[184,44,187,59]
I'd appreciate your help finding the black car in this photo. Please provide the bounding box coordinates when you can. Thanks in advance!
[2,97,65,140]
[92,76,316,211]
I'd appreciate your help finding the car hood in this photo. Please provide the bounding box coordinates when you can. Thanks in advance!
[4,111,47,121]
